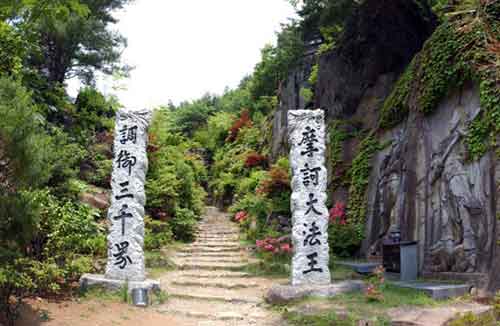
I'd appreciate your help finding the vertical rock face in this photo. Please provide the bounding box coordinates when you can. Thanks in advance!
[271,54,317,161]
[105,110,151,282]
[288,110,330,285]
[363,85,496,276]
[315,0,437,119]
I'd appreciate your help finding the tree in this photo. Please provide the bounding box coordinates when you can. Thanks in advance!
[249,22,304,98]
[6,0,133,85]
[292,0,359,41]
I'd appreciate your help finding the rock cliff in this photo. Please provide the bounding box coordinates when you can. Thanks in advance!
[271,0,499,292]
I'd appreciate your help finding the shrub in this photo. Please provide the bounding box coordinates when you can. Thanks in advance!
[256,236,293,256]
[144,217,173,250]
[244,152,268,169]
[170,207,198,242]
[32,190,107,259]
[234,211,248,223]
[73,87,115,136]
[257,166,290,197]
[227,110,252,142]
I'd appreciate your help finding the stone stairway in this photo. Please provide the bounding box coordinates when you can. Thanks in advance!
[156,206,285,326]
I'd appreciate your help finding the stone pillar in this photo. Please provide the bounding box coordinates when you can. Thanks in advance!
[105,109,151,282]
[288,109,330,285]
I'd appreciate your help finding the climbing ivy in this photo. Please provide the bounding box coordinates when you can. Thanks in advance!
[328,120,351,191]
[346,133,382,242]
[379,2,499,160]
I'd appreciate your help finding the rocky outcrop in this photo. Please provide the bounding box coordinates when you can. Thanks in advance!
[271,53,316,160]
[271,0,437,161]
[315,0,437,121]
[363,85,496,278]
[270,0,499,292]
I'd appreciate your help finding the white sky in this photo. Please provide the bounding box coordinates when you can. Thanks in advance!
[68,0,297,109]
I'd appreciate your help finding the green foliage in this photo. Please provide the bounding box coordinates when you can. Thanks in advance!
[379,61,416,129]
[328,120,352,191]
[295,0,358,42]
[379,5,499,160]
[31,189,106,259]
[73,87,116,139]
[346,134,381,245]
[448,312,498,326]
[170,207,198,242]
[0,22,24,77]
[230,193,272,240]
[193,111,234,153]
[144,217,173,250]
[166,95,217,137]
[8,0,132,84]
[0,77,54,188]
[283,310,359,326]
[328,223,361,257]
[146,109,207,241]
[308,63,319,85]
[300,87,313,103]
[249,23,304,99]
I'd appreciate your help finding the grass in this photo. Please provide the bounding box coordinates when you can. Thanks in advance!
[276,280,456,325]
[78,286,124,302]
[283,310,365,326]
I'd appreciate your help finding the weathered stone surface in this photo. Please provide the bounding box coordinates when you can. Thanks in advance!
[79,189,110,210]
[387,302,493,326]
[391,281,471,300]
[265,281,364,304]
[361,85,497,285]
[288,109,330,286]
[80,273,160,293]
[105,110,151,282]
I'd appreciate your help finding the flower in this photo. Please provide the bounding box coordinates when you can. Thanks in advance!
[329,201,346,224]
[280,243,292,253]
[235,211,248,223]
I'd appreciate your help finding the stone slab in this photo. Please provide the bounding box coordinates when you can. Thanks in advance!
[105,110,151,282]
[390,280,471,300]
[288,109,330,286]
[265,281,364,304]
[80,273,160,293]
[388,302,493,325]
[336,261,382,275]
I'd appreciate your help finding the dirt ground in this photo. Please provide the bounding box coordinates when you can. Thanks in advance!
[15,298,186,326]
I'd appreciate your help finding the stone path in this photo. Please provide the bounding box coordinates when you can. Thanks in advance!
[156,207,285,326]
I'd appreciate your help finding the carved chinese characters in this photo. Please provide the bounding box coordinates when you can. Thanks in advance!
[288,110,330,285]
[105,110,151,282]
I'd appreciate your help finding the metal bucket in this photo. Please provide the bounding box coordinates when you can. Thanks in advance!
[131,288,149,307]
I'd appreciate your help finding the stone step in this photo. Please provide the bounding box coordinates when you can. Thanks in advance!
[196,231,237,235]
[174,261,248,271]
[156,298,268,322]
[165,285,263,304]
[171,279,259,289]
[186,243,240,249]
[192,242,241,248]
[193,238,240,243]
[179,247,242,253]
[173,257,248,264]
[178,271,253,279]
[196,234,238,238]
[175,252,246,259]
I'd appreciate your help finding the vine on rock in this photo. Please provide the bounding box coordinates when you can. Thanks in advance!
[379,2,499,160]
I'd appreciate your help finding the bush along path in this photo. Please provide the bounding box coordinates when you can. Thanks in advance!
[156,206,285,325]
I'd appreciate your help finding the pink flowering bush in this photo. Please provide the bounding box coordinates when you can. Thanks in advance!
[255,236,292,256]
[329,201,346,225]
[328,201,360,257]
[234,211,248,223]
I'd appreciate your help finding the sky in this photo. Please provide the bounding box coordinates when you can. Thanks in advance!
[68,0,297,109]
